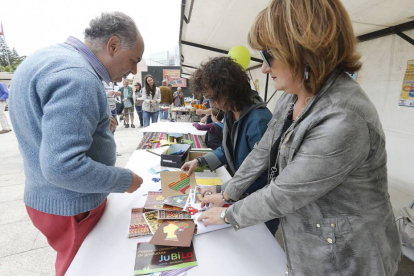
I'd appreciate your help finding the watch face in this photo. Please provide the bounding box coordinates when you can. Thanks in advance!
[220,210,225,219]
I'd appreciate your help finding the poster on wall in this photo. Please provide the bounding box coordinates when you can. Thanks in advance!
[398,60,414,107]
[163,69,187,87]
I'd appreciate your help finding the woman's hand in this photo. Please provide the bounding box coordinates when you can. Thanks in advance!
[201,193,225,208]
[181,159,198,176]
[201,186,217,197]
[197,207,226,227]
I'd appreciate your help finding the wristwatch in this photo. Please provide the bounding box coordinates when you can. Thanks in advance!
[220,208,229,224]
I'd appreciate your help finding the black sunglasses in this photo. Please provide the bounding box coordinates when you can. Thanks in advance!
[259,50,273,67]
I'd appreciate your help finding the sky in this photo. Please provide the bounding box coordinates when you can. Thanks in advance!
[0,0,181,58]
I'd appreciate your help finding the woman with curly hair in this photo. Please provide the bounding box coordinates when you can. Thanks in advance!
[139,75,161,127]
[197,0,401,275]
[181,56,279,234]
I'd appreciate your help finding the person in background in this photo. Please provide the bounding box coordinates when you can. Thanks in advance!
[173,87,184,107]
[181,56,279,234]
[159,80,173,120]
[197,1,401,275]
[192,108,224,150]
[139,74,160,127]
[119,79,135,128]
[134,82,144,128]
[8,12,144,276]
[0,81,12,134]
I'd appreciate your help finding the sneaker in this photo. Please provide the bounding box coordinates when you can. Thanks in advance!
[125,124,129,128]
[131,124,135,128]
[0,129,11,134]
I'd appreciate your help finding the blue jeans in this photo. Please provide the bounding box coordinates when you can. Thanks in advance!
[143,111,159,127]
[135,105,143,127]
[159,104,169,120]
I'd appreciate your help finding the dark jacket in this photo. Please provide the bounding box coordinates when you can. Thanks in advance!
[118,86,134,107]
[201,90,272,194]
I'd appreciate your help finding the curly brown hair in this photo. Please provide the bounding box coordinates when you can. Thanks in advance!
[190,57,253,112]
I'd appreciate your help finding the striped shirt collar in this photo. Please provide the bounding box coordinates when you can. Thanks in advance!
[64,36,111,85]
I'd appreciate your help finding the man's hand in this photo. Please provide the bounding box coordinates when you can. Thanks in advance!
[201,186,217,197]
[181,159,199,176]
[123,98,127,101]
[116,91,122,96]
[200,116,207,123]
[109,91,116,96]
[126,173,143,193]
[109,117,117,132]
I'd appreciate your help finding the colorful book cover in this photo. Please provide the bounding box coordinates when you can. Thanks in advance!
[129,208,152,238]
[163,195,188,209]
[194,187,203,203]
[160,172,196,197]
[143,211,162,234]
[134,243,197,275]
[150,220,195,247]
[158,210,191,220]
[144,192,183,211]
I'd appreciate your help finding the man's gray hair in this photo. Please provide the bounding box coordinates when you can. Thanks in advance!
[84,12,138,51]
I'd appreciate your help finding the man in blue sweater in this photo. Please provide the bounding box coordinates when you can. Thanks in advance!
[9,12,144,276]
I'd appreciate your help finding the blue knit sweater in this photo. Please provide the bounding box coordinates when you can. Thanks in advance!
[9,43,133,216]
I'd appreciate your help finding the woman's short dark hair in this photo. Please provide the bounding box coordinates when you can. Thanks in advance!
[190,57,252,112]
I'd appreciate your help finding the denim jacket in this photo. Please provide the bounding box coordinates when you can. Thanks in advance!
[224,70,401,275]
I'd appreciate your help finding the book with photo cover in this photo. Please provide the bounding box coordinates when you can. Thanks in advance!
[145,191,183,211]
[134,242,197,275]
[163,195,188,209]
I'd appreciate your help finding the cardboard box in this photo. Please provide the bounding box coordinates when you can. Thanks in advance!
[160,144,191,168]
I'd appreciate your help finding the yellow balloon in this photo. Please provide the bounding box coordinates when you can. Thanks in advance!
[228,45,251,70]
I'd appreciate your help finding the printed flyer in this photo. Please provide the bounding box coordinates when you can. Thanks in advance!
[399,59,414,107]
[134,243,197,275]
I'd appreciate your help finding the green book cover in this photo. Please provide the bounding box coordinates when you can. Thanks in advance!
[134,242,197,275]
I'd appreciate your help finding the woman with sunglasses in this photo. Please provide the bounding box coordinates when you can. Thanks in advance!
[181,56,280,234]
[198,0,401,275]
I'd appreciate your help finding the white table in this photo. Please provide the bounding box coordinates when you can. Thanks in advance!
[138,122,207,135]
[66,150,287,276]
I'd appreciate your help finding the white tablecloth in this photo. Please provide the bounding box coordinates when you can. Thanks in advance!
[66,150,287,276]
[138,122,207,135]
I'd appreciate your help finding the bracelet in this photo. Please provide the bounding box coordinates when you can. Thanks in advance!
[195,157,202,167]
[220,191,232,204]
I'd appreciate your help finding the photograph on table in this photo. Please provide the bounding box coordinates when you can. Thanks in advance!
[134,242,197,275]
[163,195,188,209]
[160,172,196,197]
[150,220,195,247]
[143,210,162,234]
[158,210,191,220]
[144,191,183,211]
[128,208,152,238]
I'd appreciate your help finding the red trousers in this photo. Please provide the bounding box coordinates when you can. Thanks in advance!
[26,199,107,276]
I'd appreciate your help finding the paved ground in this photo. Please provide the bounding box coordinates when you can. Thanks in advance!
[1,110,413,275]
[0,111,143,275]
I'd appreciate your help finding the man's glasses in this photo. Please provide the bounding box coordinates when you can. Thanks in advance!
[259,50,273,68]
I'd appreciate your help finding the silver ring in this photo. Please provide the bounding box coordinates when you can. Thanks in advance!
[207,192,212,195]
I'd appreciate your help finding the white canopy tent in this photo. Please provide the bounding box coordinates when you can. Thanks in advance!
[178,0,414,109]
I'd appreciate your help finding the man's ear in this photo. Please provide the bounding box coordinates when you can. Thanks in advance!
[106,36,121,57]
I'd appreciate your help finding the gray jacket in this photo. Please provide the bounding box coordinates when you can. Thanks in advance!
[138,87,161,112]
[224,70,401,275]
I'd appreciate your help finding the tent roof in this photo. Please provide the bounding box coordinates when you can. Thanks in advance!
[179,0,414,78]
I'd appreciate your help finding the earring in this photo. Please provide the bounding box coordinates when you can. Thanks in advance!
[304,65,310,82]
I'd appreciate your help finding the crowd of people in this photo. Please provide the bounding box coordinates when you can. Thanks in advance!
[7,0,403,275]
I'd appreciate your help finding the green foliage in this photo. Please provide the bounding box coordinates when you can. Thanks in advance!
[0,37,26,72]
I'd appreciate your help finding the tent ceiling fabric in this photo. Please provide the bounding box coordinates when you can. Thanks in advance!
[179,0,414,77]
